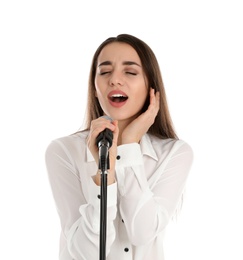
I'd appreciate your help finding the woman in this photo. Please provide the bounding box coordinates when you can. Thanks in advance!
[45,34,193,260]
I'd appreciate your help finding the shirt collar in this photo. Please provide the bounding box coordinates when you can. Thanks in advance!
[140,134,158,161]
[86,133,158,162]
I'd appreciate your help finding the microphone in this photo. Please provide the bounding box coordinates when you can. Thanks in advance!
[96,116,113,172]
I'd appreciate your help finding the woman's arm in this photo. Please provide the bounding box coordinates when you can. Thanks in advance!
[116,140,193,246]
[45,139,117,259]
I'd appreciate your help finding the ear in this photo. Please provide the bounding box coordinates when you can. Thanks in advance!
[95,90,98,97]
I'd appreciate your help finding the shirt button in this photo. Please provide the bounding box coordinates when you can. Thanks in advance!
[122,219,124,223]
[116,155,121,160]
[97,195,101,199]
[124,248,129,252]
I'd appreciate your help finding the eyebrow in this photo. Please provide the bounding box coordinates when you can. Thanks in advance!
[98,61,141,67]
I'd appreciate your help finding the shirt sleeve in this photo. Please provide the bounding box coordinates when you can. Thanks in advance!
[115,141,193,246]
[45,139,117,260]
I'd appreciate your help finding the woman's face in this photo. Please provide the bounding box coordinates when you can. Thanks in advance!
[95,42,148,123]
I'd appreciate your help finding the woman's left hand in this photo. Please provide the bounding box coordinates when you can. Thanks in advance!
[122,88,160,144]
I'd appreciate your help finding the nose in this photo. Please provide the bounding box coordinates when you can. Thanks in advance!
[109,70,124,87]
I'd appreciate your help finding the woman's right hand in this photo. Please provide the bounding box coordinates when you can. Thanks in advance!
[87,117,119,185]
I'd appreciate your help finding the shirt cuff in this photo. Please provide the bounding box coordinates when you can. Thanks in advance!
[116,143,143,168]
[89,176,118,208]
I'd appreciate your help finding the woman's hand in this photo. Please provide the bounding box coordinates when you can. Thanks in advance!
[122,88,160,144]
[87,117,119,185]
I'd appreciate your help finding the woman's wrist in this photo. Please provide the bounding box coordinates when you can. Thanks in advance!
[93,170,115,186]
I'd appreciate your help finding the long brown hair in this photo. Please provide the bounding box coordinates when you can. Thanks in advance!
[84,34,178,139]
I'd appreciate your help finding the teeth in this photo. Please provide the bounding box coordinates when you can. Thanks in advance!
[112,94,125,97]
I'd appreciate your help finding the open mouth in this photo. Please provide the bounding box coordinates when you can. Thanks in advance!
[109,94,128,103]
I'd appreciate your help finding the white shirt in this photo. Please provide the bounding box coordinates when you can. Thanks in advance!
[45,131,193,260]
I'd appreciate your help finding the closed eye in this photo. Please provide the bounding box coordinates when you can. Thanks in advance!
[126,72,137,75]
[100,71,111,75]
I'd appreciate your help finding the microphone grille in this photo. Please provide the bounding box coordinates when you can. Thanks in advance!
[101,115,113,122]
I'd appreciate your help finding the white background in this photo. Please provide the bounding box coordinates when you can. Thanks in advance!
[0,0,242,259]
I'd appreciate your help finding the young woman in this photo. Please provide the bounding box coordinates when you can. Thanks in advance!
[45,34,193,260]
